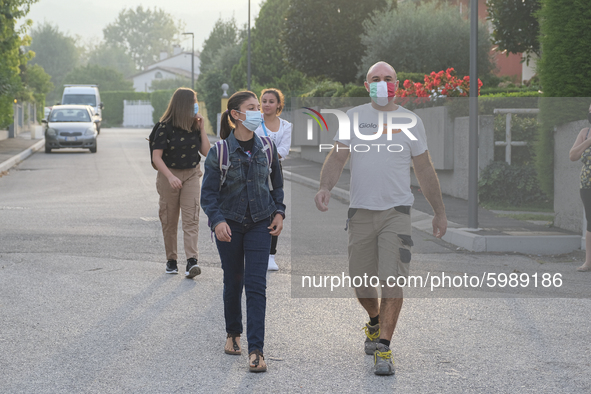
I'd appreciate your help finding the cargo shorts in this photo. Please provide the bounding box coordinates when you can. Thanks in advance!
[347,206,413,281]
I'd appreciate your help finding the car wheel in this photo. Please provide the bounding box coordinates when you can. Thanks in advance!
[45,145,51,153]
[89,143,97,153]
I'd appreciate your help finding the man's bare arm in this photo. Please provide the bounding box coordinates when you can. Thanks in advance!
[315,142,350,211]
[320,142,350,191]
[412,150,447,237]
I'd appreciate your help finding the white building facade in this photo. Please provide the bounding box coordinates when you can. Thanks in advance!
[131,45,200,92]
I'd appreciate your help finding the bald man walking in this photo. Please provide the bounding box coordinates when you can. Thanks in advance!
[314,61,447,376]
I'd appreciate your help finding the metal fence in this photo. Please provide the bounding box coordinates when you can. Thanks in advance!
[493,108,539,165]
[8,101,36,137]
[123,100,154,128]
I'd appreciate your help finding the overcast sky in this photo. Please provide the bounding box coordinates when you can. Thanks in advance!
[25,0,262,51]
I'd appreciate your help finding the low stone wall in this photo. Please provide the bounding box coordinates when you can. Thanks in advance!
[412,115,493,200]
[554,120,588,233]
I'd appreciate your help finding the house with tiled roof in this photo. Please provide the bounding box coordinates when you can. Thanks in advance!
[130,46,200,92]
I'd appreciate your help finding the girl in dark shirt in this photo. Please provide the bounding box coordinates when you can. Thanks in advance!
[151,88,211,277]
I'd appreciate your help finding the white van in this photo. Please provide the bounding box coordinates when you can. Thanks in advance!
[61,85,104,132]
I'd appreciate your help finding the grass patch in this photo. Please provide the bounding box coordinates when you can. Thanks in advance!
[480,201,554,212]
[498,213,554,221]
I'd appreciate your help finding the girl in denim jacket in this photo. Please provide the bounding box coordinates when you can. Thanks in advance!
[200,91,285,372]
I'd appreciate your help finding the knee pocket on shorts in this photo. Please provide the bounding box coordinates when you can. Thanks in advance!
[399,248,411,263]
[398,234,413,247]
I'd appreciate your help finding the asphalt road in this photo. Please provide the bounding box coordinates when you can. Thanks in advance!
[0,129,590,393]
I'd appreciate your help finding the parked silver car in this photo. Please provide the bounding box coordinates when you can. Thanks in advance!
[43,105,98,153]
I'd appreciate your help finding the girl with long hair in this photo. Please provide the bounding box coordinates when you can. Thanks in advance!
[255,88,292,271]
[201,90,285,372]
[151,88,211,277]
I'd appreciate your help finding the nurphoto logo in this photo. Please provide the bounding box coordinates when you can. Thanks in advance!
[302,108,418,152]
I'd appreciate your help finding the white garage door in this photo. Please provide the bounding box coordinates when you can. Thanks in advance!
[123,100,154,127]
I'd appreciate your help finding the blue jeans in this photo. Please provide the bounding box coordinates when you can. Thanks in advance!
[216,216,271,353]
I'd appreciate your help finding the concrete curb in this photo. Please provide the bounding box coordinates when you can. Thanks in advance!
[283,169,582,254]
[0,139,45,173]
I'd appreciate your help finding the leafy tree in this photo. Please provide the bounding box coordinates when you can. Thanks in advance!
[87,43,137,77]
[359,1,494,80]
[198,43,242,130]
[62,64,134,94]
[231,0,308,94]
[0,0,37,127]
[537,0,591,98]
[283,0,388,84]
[199,17,241,74]
[29,22,79,102]
[103,6,183,70]
[486,0,541,64]
[533,0,591,196]
[20,63,53,119]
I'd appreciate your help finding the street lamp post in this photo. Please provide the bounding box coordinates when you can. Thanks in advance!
[468,0,479,229]
[182,32,195,91]
[247,0,251,90]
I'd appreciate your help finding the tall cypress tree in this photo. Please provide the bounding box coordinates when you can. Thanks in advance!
[535,0,591,196]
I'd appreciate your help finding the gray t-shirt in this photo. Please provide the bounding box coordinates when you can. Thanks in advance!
[335,103,428,210]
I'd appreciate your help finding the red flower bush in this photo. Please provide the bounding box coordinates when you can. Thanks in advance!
[395,68,482,106]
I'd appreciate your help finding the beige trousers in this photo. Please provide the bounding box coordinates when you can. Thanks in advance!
[156,166,202,261]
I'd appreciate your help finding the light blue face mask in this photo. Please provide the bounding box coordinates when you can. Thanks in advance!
[237,110,263,131]
[194,103,199,115]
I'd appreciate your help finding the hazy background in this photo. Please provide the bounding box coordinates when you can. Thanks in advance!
[25,0,262,51]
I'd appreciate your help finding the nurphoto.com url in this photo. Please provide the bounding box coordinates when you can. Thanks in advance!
[301,272,564,292]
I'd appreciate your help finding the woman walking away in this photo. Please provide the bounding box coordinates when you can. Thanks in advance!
[255,88,292,271]
[569,102,591,272]
[150,88,211,277]
[201,90,285,372]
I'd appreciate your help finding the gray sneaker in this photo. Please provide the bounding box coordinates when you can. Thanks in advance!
[363,322,380,355]
[374,343,395,375]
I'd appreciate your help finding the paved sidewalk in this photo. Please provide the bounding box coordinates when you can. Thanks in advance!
[0,132,44,173]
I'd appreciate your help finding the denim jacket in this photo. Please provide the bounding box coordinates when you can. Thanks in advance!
[201,130,286,231]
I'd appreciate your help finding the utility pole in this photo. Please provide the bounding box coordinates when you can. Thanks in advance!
[182,32,195,90]
[468,0,479,228]
[247,0,251,90]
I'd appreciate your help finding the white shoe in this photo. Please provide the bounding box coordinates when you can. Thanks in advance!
[267,255,279,271]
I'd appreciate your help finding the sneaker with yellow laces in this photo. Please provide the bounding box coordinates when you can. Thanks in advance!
[374,343,395,375]
[362,322,380,355]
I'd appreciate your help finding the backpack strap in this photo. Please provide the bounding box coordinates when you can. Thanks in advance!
[261,120,269,136]
[259,135,274,191]
[215,139,230,191]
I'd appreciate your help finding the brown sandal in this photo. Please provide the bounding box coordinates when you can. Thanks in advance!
[248,349,267,372]
[224,334,241,355]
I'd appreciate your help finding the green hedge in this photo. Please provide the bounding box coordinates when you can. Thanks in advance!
[101,91,151,126]
[442,91,541,119]
[536,0,591,196]
[480,87,539,95]
[151,90,175,124]
[478,161,549,206]
[397,72,426,83]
